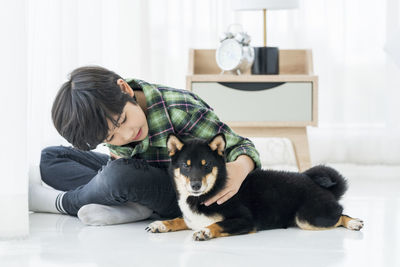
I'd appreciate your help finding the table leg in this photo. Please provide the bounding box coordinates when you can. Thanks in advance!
[231,126,312,172]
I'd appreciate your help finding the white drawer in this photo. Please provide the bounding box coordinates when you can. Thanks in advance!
[192,82,313,122]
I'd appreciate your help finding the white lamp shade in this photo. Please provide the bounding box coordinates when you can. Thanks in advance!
[232,0,299,10]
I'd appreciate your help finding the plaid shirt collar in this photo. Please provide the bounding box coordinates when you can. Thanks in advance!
[104,78,174,157]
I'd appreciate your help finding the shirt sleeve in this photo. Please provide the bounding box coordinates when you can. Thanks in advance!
[171,106,261,169]
[103,143,133,159]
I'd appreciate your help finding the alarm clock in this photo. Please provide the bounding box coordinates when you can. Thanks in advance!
[216,24,254,75]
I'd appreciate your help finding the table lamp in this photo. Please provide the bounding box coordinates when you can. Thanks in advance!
[232,0,299,74]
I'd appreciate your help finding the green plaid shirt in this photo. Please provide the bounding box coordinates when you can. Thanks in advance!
[104,78,261,169]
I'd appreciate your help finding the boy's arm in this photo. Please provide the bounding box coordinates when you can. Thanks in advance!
[224,136,261,170]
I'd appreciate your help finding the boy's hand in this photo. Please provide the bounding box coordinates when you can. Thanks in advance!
[203,155,255,206]
[110,151,122,160]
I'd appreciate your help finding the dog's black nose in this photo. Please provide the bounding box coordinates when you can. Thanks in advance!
[191,181,202,191]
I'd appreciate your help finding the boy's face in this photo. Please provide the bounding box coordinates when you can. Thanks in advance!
[103,100,148,146]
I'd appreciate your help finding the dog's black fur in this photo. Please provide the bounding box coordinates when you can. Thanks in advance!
[146,133,363,240]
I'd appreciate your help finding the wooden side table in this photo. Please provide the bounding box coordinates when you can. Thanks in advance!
[185,49,318,172]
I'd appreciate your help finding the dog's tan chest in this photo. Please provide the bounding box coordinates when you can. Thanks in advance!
[178,198,223,230]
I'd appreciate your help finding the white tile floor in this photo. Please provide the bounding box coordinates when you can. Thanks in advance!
[1,164,400,267]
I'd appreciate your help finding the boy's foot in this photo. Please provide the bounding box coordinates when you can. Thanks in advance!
[28,164,64,214]
[77,202,153,226]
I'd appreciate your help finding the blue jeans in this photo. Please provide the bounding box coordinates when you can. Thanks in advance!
[39,145,181,219]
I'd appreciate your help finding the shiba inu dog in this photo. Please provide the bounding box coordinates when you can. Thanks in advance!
[145,133,364,241]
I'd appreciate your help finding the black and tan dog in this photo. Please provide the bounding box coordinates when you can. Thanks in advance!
[145,133,364,241]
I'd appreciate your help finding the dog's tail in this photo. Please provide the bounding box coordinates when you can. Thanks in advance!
[303,165,348,200]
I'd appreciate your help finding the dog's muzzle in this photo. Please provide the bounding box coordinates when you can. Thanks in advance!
[190,181,202,191]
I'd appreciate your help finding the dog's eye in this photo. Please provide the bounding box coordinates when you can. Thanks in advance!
[182,162,190,169]
[203,161,211,169]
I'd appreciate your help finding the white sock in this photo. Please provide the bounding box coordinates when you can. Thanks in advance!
[77,202,153,226]
[28,164,65,214]
[29,164,42,185]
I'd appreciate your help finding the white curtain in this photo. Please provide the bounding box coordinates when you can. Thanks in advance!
[25,0,400,166]
[1,0,400,238]
[0,0,29,239]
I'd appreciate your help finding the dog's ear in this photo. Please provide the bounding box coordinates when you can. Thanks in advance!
[167,134,184,157]
[208,133,226,156]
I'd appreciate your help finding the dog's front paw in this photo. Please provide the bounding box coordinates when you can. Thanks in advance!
[145,221,169,233]
[347,218,364,231]
[193,228,212,241]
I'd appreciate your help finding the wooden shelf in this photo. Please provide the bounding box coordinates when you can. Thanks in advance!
[187,49,314,75]
[188,74,318,83]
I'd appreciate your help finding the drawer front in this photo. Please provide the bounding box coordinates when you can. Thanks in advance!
[192,82,313,122]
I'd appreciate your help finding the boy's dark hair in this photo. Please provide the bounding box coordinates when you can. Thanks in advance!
[51,65,137,151]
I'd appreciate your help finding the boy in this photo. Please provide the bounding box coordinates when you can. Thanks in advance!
[29,66,261,225]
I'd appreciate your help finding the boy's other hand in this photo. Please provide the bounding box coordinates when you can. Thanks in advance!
[110,151,122,160]
[203,155,255,206]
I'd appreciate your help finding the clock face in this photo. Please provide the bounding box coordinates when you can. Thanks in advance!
[216,39,242,71]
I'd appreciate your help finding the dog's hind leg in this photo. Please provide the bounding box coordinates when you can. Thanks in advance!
[192,218,255,241]
[336,214,364,230]
[295,199,364,232]
[295,214,363,231]
[295,198,343,230]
